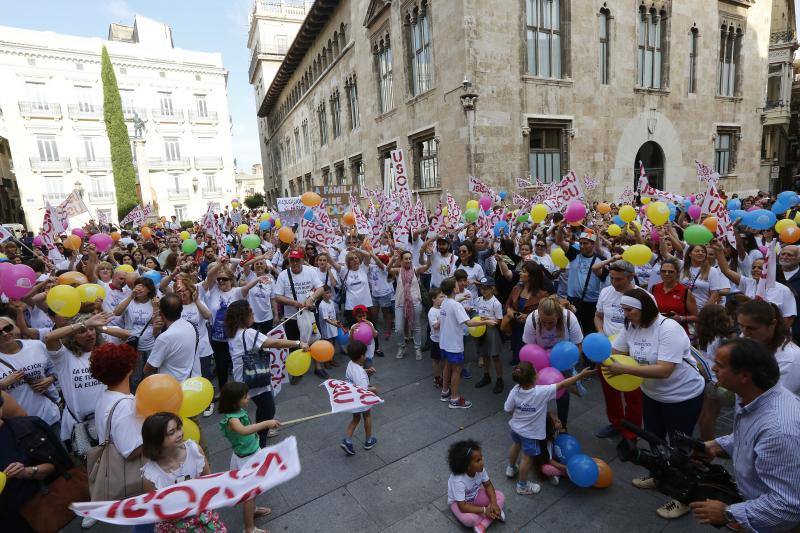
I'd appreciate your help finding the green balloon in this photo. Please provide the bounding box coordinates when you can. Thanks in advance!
[464,208,479,223]
[242,234,261,250]
[684,224,713,245]
[516,212,530,223]
[181,238,198,254]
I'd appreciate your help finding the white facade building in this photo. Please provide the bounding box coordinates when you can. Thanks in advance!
[0,15,237,229]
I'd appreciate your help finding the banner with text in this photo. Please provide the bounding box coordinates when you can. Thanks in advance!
[321,379,384,414]
[276,196,304,227]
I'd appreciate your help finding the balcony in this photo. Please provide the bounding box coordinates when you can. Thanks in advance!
[188,110,218,124]
[148,157,191,171]
[29,157,71,173]
[19,101,62,119]
[77,157,112,172]
[44,192,67,203]
[167,189,190,200]
[123,107,147,121]
[762,99,791,127]
[253,0,311,18]
[194,156,223,169]
[151,109,184,123]
[88,190,115,203]
[68,104,103,120]
[202,187,222,198]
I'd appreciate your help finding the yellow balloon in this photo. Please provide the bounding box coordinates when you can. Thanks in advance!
[607,224,622,237]
[76,283,107,303]
[236,224,249,235]
[602,355,644,392]
[466,200,479,210]
[531,204,548,223]
[178,377,214,418]
[260,213,271,222]
[551,248,569,269]
[468,325,486,337]
[274,218,282,229]
[442,207,449,217]
[0,471,5,494]
[46,285,81,318]
[622,244,653,266]
[646,201,670,226]
[181,417,201,443]
[180,230,190,240]
[775,218,797,234]
[116,264,134,273]
[627,220,642,236]
[641,197,652,204]
[286,349,311,376]
[619,205,636,223]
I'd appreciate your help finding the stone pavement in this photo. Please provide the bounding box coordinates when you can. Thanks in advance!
[65,334,732,533]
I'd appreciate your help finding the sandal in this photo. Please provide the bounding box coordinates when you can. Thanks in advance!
[254,506,272,517]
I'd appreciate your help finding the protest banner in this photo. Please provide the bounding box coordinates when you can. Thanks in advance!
[468,176,499,201]
[541,171,584,212]
[349,195,372,235]
[695,160,720,187]
[516,176,532,189]
[265,319,291,395]
[59,190,90,219]
[276,196,304,227]
[321,379,384,414]
[312,185,352,221]
[71,437,301,525]
[696,184,735,245]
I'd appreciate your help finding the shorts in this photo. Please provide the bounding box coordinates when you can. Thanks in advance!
[373,293,393,308]
[442,349,464,365]
[478,326,503,357]
[430,341,441,360]
[230,449,259,470]
[510,430,542,457]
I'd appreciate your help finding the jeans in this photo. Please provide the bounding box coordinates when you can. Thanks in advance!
[251,390,276,448]
[642,392,704,444]
[395,301,423,350]
[210,339,232,390]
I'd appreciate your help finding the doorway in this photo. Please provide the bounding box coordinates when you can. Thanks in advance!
[634,141,665,191]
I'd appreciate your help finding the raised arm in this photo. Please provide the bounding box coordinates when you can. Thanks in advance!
[711,242,741,286]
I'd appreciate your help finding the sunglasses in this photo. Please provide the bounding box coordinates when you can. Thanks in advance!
[1,323,14,334]
[217,277,231,283]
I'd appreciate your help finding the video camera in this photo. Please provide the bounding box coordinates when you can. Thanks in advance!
[617,421,741,506]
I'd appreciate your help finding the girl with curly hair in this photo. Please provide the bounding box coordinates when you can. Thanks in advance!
[446,439,505,531]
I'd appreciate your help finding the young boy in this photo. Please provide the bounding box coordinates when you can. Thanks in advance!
[474,277,505,394]
[349,304,377,367]
[453,268,475,380]
[439,277,495,409]
[318,285,341,370]
[341,340,378,455]
[428,287,444,389]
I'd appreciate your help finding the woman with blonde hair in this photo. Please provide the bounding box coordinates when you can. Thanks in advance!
[679,244,729,312]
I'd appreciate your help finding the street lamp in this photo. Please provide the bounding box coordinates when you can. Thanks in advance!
[192,175,199,192]
[74,180,84,198]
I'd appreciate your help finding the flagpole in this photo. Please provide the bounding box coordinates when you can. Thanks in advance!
[280,411,335,427]
[11,236,38,257]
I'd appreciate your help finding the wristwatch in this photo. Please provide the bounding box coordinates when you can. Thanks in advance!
[295,340,302,349]
[723,505,734,523]
[30,465,38,477]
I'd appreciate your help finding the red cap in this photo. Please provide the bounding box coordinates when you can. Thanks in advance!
[288,249,304,259]
[353,304,368,314]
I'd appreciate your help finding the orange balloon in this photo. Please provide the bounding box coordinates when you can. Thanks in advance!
[141,226,152,240]
[593,457,613,488]
[277,226,295,244]
[781,226,800,244]
[64,234,82,250]
[135,374,183,417]
[57,271,89,286]
[702,217,718,233]
[310,340,334,362]
[110,231,121,242]
[597,202,611,215]
[342,212,356,226]
[301,191,322,207]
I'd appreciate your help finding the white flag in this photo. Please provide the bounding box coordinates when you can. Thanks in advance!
[321,379,384,414]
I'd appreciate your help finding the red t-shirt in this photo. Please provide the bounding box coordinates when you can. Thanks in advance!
[652,282,689,332]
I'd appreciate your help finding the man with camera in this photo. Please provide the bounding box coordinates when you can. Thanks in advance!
[691,338,800,532]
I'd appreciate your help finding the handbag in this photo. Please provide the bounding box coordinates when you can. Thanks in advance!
[241,329,272,389]
[20,466,90,533]
[64,401,98,459]
[87,397,146,501]
[126,317,153,350]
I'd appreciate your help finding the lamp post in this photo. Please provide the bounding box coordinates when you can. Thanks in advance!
[192,175,199,192]
[74,180,84,199]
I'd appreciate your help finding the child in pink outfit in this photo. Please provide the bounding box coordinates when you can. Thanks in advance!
[446,439,506,532]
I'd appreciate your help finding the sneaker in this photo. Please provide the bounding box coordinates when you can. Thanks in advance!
[515,481,542,495]
[492,378,504,394]
[364,437,378,450]
[549,476,560,486]
[448,397,473,409]
[656,499,691,519]
[202,404,214,418]
[440,389,451,401]
[314,368,328,379]
[375,350,385,357]
[594,424,620,439]
[81,516,97,529]
[395,351,405,359]
[461,368,472,380]
[340,439,355,455]
[505,464,519,478]
[632,476,657,489]
[475,374,492,388]
[289,375,302,385]
[415,348,423,360]
[267,428,279,438]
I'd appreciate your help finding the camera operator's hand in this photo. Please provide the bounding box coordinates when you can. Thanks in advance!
[689,499,728,526]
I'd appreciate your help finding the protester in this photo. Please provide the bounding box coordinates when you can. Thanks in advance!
[144,294,199,382]
[340,340,378,455]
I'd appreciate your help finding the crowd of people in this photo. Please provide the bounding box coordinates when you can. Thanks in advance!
[0,187,799,532]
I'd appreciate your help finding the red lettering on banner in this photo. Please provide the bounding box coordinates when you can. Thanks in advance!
[255,452,288,477]
[359,392,381,405]
[153,486,196,520]
[391,151,403,163]
[235,487,264,505]
[121,491,157,518]
[197,487,221,513]
[106,499,124,519]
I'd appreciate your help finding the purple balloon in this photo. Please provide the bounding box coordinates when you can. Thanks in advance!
[536,366,566,399]
[71,228,86,239]
[352,324,374,345]
[520,344,550,371]
[33,235,44,247]
[688,205,702,221]
[2,264,37,299]
[89,233,113,252]
[478,195,492,212]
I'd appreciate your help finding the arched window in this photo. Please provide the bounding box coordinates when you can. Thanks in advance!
[339,23,347,49]
[637,6,667,89]
[333,33,340,56]
[718,23,742,97]
[598,7,610,84]
[688,26,698,94]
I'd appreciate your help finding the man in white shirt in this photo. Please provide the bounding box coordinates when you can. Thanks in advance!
[144,294,199,381]
[158,236,181,267]
[166,215,181,231]
[274,248,325,341]
[593,260,642,441]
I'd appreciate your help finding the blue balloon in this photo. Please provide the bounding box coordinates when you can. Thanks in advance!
[567,454,600,488]
[684,199,693,211]
[668,203,677,222]
[554,434,582,463]
[259,220,271,231]
[499,191,507,200]
[745,209,777,230]
[550,341,580,371]
[493,220,509,237]
[142,270,162,285]
[613,215,625,226]
[303,208,314,221]
[729,209,746,223]
[778,190,798,206]
[727,198,741,211]
[583,332,612,363]
[771,201,790,215]
[336,327,349,345]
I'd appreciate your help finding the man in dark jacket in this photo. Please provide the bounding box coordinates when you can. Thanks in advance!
[779,245,800,343]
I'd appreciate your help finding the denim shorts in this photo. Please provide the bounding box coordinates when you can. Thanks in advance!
[510,430,542,457]
[441,349,464,365]
[373,293,393,308]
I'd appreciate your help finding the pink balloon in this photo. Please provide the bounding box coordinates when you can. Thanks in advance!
[0,262,11,287]
[352,324,374,345]
[536,366,566,399]
[688,195,696,204]
[564,201,586,224]
[89,233,113,252]
[688,205,702,221]
[71,228,85,239]
[1,264,37,299]
[478,195,492,212]
[520,344,550,371]
[650,227,660,243]
[32,235,44,247]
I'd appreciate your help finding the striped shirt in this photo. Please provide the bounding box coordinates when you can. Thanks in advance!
[716,385,800,532]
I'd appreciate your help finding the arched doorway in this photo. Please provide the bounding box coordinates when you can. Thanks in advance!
[634,141,665,191]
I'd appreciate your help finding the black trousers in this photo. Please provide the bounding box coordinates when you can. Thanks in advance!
[251,390,276,448]
[254,319,274,335]
[642,392,704,444]
[573,300,598,336]
[210,339,232,390]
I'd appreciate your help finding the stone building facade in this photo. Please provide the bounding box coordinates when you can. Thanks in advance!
[254,0,794,207]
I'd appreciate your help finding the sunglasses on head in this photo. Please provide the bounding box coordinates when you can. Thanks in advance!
[1,323,14,334]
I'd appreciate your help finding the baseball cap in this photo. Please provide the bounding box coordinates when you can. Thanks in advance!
[609,259,635,274]
[578,232,597,243]
[353,304,368,314]
[477,276,495,287]
[288,249,304,259]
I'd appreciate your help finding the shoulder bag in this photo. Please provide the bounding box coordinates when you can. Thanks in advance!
[126,317,153,350]
[64,400,98,459]
[86,397,146,501]
[240,329,272,389]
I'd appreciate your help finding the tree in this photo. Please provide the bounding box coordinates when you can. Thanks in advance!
[244,193,265,210]
[101,46,138,220]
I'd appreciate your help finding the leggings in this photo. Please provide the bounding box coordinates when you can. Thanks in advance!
[450,487,505,530]
[210,339,232,390]
[642,392,704,444]
[251,390,276,448]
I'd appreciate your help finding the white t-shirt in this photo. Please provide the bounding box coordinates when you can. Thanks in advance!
[369,264,394,298]
[27,305,53,330]
[180,302,213,358]
[0,340,59,425]
[245,272,275,323]
[345,360,371,413]
[595,285,627,337]
[522,309,584,349]
[148,319,199,382]
[95,391,143,458]
[447,468,489,504]
[473,295,503,320]
[142,439,205,488]
[275,266,323,315]
[428,307,441,343]
[102,283,131,329]
[680,266,729,311]
[314,267,339,289]
[456,263,485,298]
[774,341,800,395]
[737,277,797,319]
[699,336,725,384]
[318,299,339,340]
[204,285,244,341]
[439,297,470,353]
[47,346,106,440]
[341,265,373,310]
[227,328,271,398]
[411,237,425,269]
[612,315,705,403]
[122,300,155,351]
[504,383,557,439]
[531,253,558,274]
[430,252,456,288]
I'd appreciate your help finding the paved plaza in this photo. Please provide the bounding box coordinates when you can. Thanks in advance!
[66,335,732,533]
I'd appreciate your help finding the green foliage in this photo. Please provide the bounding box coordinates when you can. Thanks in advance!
[179,220,194,229]
[101,46,138,220]
[244,193,265,210]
